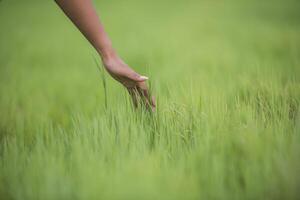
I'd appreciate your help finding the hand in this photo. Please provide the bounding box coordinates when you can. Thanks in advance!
[55,0,155,111]
[102,55,156,111]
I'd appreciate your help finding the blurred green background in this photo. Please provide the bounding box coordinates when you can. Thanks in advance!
[0,0,300,199]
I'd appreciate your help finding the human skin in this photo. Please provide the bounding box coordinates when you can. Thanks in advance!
[55,0,155,111]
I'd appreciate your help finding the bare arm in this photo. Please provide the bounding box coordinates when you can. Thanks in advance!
[55,0,155,110]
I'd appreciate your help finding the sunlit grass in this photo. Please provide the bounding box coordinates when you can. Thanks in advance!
[0,0,300,199]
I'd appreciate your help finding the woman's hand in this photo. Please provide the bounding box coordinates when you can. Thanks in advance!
[55,0,155,111]
[103,55,156,111]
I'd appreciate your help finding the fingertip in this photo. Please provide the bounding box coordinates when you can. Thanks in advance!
[151,105,156,112]
[152,99,156,107]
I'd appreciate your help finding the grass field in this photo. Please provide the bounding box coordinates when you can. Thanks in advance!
[1,0,300,199]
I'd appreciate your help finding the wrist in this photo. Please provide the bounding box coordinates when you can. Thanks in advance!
[98,46,118,63]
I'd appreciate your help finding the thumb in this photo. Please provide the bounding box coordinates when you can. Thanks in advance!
[128,72,148,82]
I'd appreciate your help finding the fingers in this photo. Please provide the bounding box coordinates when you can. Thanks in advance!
[127,85,155,112]
[140,87,154,111]
[122,69,154,111]
[137,82,156,111]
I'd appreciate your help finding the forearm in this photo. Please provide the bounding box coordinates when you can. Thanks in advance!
[55,0,116,61]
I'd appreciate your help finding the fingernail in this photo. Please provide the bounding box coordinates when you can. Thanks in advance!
[140,76,149,80]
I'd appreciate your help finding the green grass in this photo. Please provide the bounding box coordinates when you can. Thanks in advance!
[1,0,300,199]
